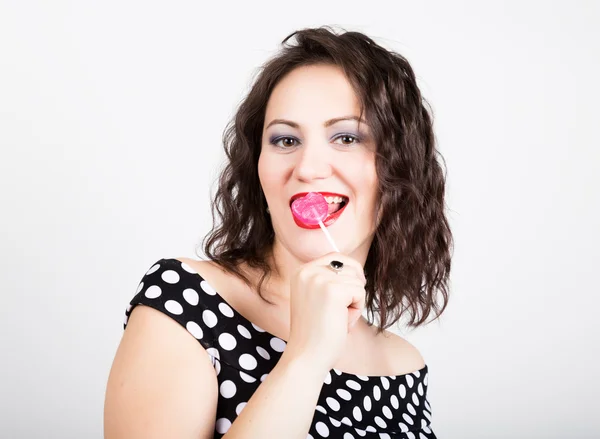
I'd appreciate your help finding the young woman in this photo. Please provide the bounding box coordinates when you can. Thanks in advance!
[105,25,452,439]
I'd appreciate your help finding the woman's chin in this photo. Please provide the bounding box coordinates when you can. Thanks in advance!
[290,239,344,260]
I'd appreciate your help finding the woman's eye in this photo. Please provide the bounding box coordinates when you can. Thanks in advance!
[272,137,298,148]
[333,134,360,146]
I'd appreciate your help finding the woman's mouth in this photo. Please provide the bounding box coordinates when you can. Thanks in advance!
[289,192,349,229]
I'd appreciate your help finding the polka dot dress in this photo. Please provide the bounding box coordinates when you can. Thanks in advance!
[124,258,437,438]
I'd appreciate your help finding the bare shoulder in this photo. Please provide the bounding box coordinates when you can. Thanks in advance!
[174,257,233,287]
[173,257,252,305]
[175,257,222,275]
[378,329,426,374]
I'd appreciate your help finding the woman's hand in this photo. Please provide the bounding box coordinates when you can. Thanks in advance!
[283,252,367,376]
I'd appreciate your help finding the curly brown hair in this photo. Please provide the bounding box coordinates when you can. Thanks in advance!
[200,25,453,332]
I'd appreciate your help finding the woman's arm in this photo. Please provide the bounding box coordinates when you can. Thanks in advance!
[104,305,219,439]
[105,304,326,439]
[222,351,326,438]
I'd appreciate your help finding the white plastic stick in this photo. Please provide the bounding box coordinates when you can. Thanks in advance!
[317,220,340,253]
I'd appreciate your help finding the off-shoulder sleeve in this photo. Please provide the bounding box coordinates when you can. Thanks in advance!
[123,258,222,363]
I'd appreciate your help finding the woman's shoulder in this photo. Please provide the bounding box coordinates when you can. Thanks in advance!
[173,257,251,298]
[366,325,426,376]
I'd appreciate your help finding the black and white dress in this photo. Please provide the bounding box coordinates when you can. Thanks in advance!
[123,258,437,438]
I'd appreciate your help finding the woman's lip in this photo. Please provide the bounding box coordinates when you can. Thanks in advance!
[292,201,348,229]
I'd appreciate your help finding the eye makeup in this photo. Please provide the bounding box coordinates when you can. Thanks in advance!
[268,132,367,150]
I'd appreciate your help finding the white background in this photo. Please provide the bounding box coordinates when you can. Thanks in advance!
[1,1,598,438]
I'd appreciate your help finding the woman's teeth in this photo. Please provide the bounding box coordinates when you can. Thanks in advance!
[324,196,345,204]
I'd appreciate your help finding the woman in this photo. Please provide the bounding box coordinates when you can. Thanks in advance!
[105,26,452,438]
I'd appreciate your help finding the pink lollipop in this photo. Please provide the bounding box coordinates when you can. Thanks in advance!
[291,192,328,225]
[291,192,340,252]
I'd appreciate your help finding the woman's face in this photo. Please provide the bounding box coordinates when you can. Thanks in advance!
[258,64,380,262]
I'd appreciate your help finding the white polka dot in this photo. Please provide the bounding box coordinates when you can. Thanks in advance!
[422,424,432,433]
[218,302,234,317]
[406,374,414,388]
[326,397,340,411]
[380,376,390,390]
[354,428,366,437]
[214,359,221,375]
[407,402,416,416]
[123,315,128,326]
[161,270,180,284]
[346,380,361,391]
[236,402,247,415]
[413,369,420,378]
[337,389,351,401]
[374,416,387,428]
[406,433,416,439]
[251,322,265,332]
[424,373,428,386]
[186,321,203,339]
[215,418,231,434]
[220,380,236,398]
[329,416,341,427]
[126,303,132,312]
[412,392,420,406]
[240,371,256,383]
[356,375,369,382]
[260,374,268,382]
[256,346,270,360]
[239,353,257,370]
[399,383,407,398]
[363,395,372,411]
[379,434,391,439]
[307,434,314,439]
[183,288,199,305]
[373,385,381,401]
[206,347,220,361]
[144,285,161,299]
[136,282,144,294]
[146,264,160,275]
[202,310,218,327]
[237,325,251,339]
[270,337,286,352]
[366,425,376,432]
[418,382,424,396]
[402,413,414,425]
[218,333,237,350]
[390,394,399,409]
[323,372,332,385]
[180,262,196,274]
[315,421,329,437]
[353,406,362,421]
[382,405,393,419]
[333,369,342,376]
[398,422,409,432]
[343,433,355,439]
[164,300,183,315]
[341,417,352,426]
[316,405,327,414]
[423,409,432,421]
[200,280,217,295]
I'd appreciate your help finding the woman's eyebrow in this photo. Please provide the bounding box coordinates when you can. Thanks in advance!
[265,115,369,129]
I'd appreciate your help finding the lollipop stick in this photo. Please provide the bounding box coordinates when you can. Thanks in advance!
[317,220,340,253]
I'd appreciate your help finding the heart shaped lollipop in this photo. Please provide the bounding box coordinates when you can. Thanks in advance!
[290,192,340,252]
[291,192,329,225]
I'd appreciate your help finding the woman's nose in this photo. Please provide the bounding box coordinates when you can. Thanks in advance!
[292,144,333,182]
